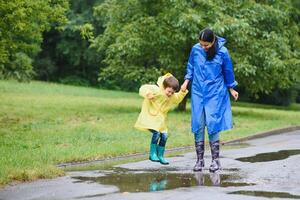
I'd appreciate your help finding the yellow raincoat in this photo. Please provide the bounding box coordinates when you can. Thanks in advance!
[134,73,188,133]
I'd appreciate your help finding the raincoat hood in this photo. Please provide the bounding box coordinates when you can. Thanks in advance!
[217,36,226,49]
[156,73,174,90]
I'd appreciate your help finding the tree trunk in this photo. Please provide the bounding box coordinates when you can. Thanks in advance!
[177,95,187,111]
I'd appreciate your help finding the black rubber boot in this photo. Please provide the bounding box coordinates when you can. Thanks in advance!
[209,140,221,173]
[193,141,205,172]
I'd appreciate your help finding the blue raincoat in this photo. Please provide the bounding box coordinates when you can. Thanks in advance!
[185,37,237,135]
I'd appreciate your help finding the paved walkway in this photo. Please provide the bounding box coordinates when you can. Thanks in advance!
[0,130,300,200]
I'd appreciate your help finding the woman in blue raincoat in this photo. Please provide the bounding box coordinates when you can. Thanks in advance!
[181,28,239,172]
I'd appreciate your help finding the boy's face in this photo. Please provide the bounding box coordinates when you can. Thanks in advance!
[164,87,175,97]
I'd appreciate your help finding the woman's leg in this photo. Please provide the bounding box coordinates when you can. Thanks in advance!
[208,132,219,143]
[157,133,169,165]
[208,132,221,172]
[149,129,160,162]
[193,111,205,171]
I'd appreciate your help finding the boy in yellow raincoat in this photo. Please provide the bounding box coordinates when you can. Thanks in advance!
[134,73,188,165]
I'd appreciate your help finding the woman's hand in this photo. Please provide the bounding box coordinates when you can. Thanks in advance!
[181,80,189,92]
[229,88,239,101]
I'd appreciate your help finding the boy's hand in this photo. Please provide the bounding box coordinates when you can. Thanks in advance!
[229,88,239,101]
[180,85,187,92]
[181,80,189,92]
[146,92,155,100]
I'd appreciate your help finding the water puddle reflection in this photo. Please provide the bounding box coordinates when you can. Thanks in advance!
[236,149,300,163]
[73,168,253,193]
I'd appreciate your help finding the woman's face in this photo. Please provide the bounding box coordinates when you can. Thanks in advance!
[199,40,213,52]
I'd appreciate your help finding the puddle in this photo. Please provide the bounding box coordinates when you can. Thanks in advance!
[73,168,254,193]
[236,149,300,163]
[229,190,300,199]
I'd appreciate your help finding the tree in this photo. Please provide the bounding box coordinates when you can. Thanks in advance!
[34,0,104,85]
[92,0,207,90]
[0,0,68,81]
[215,0,300,97]
[92,0,299,106]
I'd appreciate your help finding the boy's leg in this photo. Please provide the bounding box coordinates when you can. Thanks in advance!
[158,133,168,147]
[193,111,205,171]
[157,133,169,165]
[208,132,221,172]
[149,129,160,162]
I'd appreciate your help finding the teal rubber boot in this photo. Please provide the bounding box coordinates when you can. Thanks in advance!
[157,146,169,165]
[149,144,160,162]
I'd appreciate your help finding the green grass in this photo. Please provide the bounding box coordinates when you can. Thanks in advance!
[0,80,299,186]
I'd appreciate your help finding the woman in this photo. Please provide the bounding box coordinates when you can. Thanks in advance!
[181,28,238,172]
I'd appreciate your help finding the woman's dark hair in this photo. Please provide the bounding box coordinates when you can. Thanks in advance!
[199,28,219,60]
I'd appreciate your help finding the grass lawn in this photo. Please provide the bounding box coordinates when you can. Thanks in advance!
[0,80,299,186]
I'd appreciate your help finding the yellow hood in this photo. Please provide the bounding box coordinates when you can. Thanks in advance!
[156,73,174,90]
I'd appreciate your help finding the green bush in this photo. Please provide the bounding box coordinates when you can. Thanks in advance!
[33,57,57,81]
[0,0,68,81]
[3,52,34,82]
[295,84,300,103]
[252,88,297,106]
[59,75,90,87]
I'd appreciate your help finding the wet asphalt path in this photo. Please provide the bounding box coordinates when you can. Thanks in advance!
[0,130,299,200]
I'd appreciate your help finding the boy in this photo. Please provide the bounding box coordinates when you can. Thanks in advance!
[134,73,188,165]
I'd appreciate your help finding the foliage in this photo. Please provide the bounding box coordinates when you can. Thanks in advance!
[218,0,300,96]
[93,0,201,90]
[251,88,297,106]
[1,0,299,105]
[93,0,300,98]
[0,0,69,81]
[294,83,300,103]
[4,52,34,81]
[33,0,103,85]
[58,75,90,87]
[33,56,56,81]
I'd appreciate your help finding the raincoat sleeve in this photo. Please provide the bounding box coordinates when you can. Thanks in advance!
[222,49,238,88]
[172,90,188,105]
[139,84,158,98]
[184,47,194,81]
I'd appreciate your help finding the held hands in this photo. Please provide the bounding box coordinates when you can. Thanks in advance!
[181,80,189,92]
[229,88,239,101]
